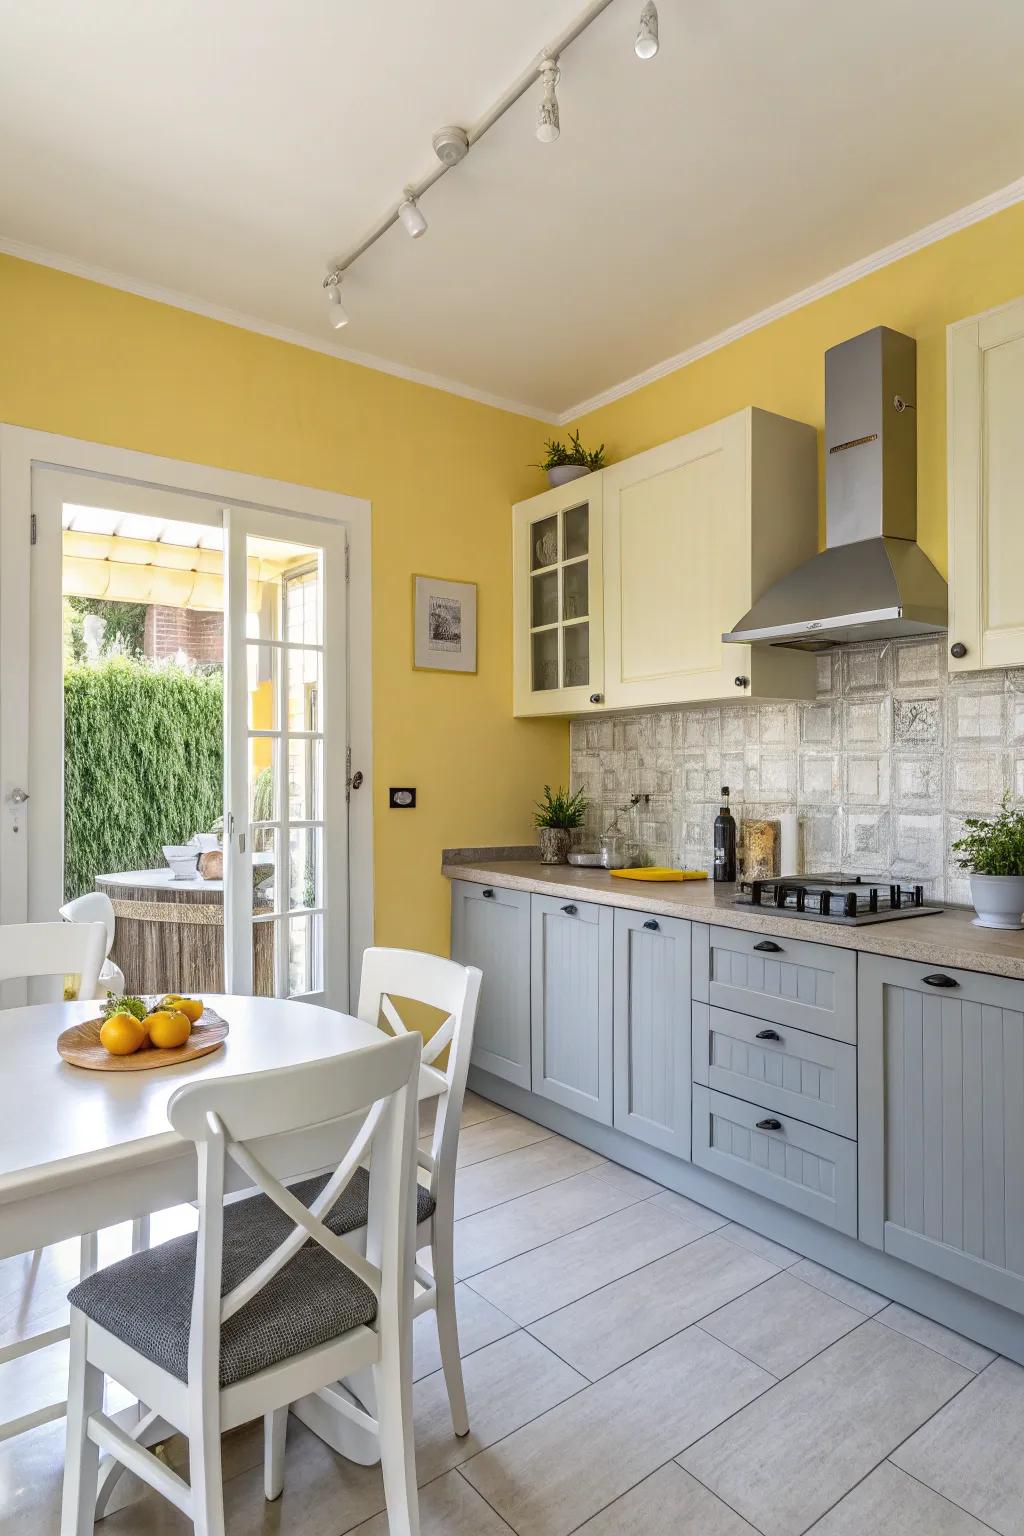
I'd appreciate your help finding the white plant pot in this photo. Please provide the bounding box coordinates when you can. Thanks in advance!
[969,872,1024,929]
[546,465,592,488]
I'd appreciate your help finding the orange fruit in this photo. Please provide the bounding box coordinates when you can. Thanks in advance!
[146,1009,191,1050]
[99,1012,146,1056]
[166,995,203,1024]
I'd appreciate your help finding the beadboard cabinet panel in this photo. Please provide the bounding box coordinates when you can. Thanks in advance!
[451,879,532,1088]
[531,894,614,1125]
[859,954,1024,1313]
[612,908,691,1158]
[702,924,857,1044]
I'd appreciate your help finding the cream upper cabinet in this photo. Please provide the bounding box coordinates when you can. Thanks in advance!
[602,407,817,710]
[513,474,604,716]
[948,296,1024,673]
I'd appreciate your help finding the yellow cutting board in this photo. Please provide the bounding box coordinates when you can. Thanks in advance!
[610,867,708,881]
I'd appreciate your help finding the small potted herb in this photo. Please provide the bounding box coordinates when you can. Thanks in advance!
[533,430,605,488]
[534,784,588,864]
[952,795,1024,928]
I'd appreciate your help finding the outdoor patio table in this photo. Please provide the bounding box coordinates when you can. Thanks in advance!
[95,857,275,995]
[0,992,445,1464]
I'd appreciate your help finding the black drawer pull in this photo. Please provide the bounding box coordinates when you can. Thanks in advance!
[756,1117,783,1132]
[562,904,578,916]
[755,1029,781,1042]
[643,919,659,931]
[923,973,958,988]
[753,940,782,953]
[482,888,495,899]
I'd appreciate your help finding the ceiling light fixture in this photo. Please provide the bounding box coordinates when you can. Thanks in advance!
[398,190,428,238]
[536,59,561,143]
[635,0,659,58]
[323,268,349,329]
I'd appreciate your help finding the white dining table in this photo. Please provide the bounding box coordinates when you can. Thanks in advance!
[0,993,445,1460]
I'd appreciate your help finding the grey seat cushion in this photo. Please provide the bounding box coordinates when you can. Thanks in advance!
[68,1176,386,1388]
[286,1165,436,1234]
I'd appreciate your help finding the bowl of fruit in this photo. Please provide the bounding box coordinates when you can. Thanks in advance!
[57,993,228,1071]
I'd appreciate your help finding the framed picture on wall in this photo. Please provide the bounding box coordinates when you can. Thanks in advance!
[413,574,477,674]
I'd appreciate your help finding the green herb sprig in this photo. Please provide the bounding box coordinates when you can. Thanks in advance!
[533,784,588,830]
[952,794,1024,876]
[101,994,148,1023]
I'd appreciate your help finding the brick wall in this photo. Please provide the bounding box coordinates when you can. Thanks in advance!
[143,605,223,664]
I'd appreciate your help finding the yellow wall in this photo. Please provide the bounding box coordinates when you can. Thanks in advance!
[568,201,1024,575]
[0,253,564,956]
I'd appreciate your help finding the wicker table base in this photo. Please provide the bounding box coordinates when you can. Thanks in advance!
[101,879,273,996]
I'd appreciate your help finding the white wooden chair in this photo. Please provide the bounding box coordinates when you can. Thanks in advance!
[61,1030,423,1536]
[59,892,127,999]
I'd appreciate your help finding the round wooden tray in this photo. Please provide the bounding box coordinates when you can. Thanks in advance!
[57,1006,229,1072]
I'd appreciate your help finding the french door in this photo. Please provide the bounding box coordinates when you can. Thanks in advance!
[16,466,349,1008]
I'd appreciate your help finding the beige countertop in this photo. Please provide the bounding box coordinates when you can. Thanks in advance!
[443,857,1024,982]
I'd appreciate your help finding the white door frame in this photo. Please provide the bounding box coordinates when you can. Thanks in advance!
[0,424,373,1010]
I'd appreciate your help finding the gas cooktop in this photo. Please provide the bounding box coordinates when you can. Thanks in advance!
[734,873,944,925]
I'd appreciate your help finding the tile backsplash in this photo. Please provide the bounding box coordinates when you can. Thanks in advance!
[569,637,1024,903]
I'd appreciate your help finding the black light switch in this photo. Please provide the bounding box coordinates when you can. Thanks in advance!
[389,787,416,808]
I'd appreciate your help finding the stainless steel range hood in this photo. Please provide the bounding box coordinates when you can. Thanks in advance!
[723,327,947,651]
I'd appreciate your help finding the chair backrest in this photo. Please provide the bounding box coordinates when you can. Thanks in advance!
[0,920,106,1000]
[167,1029,421,1390]
[59,892,116,957]
[357,947,482,1212]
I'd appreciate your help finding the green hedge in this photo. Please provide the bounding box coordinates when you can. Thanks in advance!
[64,657,223,900]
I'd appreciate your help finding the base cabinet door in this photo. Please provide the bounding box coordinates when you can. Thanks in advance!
[859,954,1024,1312]
[451,880,531,1089]
[613,909,691,1157]
[531,894,613,1124]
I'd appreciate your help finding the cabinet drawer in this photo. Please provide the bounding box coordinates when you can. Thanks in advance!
[692,1085,858,1237]
[696,924,856,1044]
[693,1003,857,1139]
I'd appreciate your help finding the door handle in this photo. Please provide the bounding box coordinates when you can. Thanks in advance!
[755,1117,783,1132]
[643,919,659,931]
[923,973,958,988]
[753,940,782,953]
[755,1029,781,1042]
[482,888,495,899]
[562,904,578,916]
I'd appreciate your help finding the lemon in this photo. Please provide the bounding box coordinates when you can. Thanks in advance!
[99,1012,146,1056]
[147,1009,192,1049]
[162,994,203,1024]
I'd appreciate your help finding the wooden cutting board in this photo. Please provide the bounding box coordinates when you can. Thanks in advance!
[57,1006,229,1072]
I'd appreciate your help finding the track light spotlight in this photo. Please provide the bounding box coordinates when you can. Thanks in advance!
[323,269,349,329]
[398,190,427,239]
[635,0,659,58]
[536,58,561,144]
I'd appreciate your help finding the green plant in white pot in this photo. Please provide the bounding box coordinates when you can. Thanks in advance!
[534,785,588,865]
[952,795,1024,928]
[533,430,605,488]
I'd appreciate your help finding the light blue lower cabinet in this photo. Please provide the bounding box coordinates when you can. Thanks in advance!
[531,893,614,1124]
[692,1084,859,1237]
[451,879,532,1089]
[612,908,692,1159]
[859,953,1024,1313]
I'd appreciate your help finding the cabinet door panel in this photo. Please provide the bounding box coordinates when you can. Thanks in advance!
[859,954,1024,1312]
[451,880,531,1088]
[531,894,613,1124]
[613,909,691,1157]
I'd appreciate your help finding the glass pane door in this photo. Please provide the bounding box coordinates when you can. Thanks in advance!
[529,498,591,694]
[225,507,347,1007]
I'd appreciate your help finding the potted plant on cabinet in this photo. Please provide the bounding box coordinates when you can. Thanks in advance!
[534,429,605,488]
[952,795,1024,928]
[534,784,588,864]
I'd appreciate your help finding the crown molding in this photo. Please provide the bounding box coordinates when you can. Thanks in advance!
[0,234,557,425]
[558,173,1024,424]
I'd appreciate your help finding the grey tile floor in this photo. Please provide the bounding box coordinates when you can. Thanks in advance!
[2,1089,1022,1535]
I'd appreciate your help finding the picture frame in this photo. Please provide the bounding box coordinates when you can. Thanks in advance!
[412,574,477,674]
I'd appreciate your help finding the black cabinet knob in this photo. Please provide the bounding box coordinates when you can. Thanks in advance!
[756,1117,783,1132]
[755,1028,781,1042]
[589,693,603,704]
[734,675,750,689]
[562,903,578,916]
[753,940,783,953]
[643,919,659,931]
[923,972,958,988]
[950,642,967,660]
[482,888,494,899]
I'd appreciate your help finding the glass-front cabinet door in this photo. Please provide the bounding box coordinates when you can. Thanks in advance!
[513,475,604,716]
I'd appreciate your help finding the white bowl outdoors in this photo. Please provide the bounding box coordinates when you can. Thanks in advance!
[163,844,200,881]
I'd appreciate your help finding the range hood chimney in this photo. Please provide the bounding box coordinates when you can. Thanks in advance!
[723,327,947,650]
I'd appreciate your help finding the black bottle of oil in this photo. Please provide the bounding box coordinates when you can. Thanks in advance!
[713,786,737,883]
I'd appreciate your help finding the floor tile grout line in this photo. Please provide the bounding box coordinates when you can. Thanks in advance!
[669,1461,776,1536]
[788,1263,886,1317]
[889,1459,1006,1536]
[454,1157,618,1226]
[454,1183,670,1283]
[871,1310,991,1375]
[453,1130,557,1172]
[451,1465,520,1534]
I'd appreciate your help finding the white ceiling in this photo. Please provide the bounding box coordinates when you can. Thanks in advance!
[2,0,1023,418]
